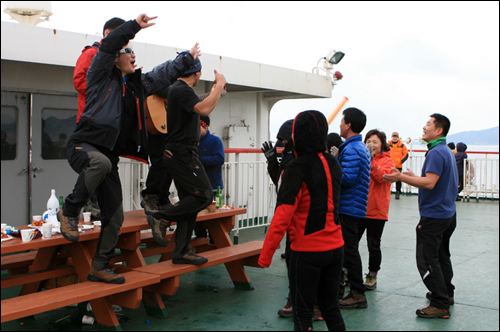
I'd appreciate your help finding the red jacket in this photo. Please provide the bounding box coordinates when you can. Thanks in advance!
[73,41,101,123]
[366,151,394,220]
[259,111,344,268]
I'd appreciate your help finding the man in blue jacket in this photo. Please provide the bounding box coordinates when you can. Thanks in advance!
[194,115,225,238]
[59,14,198,284]
[337,107,371,309]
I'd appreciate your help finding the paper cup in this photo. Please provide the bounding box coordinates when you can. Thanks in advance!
[42,223,52,238]
[33,215,42,222]
[1,223,6,232]
[21,229,34,242]
[82,212,91,222]
[82,315,95,325]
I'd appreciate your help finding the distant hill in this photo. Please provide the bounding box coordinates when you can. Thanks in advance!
[447,126,499,145]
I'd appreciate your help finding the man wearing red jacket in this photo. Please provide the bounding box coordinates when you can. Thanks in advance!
[73,17,125,123]
[259,110,345,331]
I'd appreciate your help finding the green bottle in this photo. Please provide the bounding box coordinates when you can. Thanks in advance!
[59,196,64,210]
[216,187,221,208]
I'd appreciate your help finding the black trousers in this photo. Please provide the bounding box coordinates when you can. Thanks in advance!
[358,218,387,273]
[416,213,456,309]
[65,141,123,269]
[289,248,346,331]
[142,133,172,206]
[340,214,365,294]
[151,142,212,258]
[396,167,403,193]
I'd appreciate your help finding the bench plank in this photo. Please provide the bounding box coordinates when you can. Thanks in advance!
[134,241,263,279]
[1,270,161,323]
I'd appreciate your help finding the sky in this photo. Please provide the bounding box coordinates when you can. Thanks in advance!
[2,1,499,142]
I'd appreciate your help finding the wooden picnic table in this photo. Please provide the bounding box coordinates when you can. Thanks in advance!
[1,207,263,330]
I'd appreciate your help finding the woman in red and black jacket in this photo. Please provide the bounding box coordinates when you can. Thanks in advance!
[259,110,345,331]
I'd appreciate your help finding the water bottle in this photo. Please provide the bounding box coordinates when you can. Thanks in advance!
[47,189,59,213]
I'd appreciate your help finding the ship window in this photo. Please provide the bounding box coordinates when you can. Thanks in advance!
[1,106,18,161]
[41,108,77,160]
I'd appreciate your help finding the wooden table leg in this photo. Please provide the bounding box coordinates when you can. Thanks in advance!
[67,242,122,330]
[205,218,254,290]
[120,245,168,319]
[19,246,59,296]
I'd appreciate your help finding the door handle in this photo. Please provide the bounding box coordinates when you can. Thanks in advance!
[18,167,29,175]
[32,166,44,178]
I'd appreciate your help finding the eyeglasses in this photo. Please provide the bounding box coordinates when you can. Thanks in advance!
[119,48,134,55]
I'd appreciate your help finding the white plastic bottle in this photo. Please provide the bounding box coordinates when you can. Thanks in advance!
[47,189,59,213]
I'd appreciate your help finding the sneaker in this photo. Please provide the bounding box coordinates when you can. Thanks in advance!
[172,247,208,265]
[395,192,400,199]
[426,291,454,305]
[416,305,451,319]
[58,209,79,242]
[339,290,368,309]
[312,305,323,321]
[147,214,170,246]
[364,272,377,290]
[278,297,293,318]
[87,265,125,284]
[141,194,160,215]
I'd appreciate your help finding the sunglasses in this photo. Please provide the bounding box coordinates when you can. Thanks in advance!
[200,121,208,130]
[118,48,134,55]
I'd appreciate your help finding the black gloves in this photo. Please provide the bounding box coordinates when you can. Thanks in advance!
[283,139,294,157]
[261,141,276,161]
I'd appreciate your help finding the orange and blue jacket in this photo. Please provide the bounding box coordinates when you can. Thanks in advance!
[259,111,344,268]
[388,139,408,168]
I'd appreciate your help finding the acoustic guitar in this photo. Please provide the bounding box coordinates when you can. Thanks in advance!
[145,87,227,135]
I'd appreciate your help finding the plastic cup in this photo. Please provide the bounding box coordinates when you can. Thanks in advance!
[21,229,34,242]
[83,212,91,222]
[82,315,95,325]
[1,223,6,232]
[42,223,52,238]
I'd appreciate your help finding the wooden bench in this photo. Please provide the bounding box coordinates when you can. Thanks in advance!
[134,241,263,295]
[1,269,161,324]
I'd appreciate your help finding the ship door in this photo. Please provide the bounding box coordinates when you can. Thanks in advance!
[31,93,78,220]
[1,91,30,226]
[1,91,78,226]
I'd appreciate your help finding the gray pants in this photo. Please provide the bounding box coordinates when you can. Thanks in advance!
[65,141,124,269]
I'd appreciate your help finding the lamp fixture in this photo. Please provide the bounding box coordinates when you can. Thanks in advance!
[312,49,345,87]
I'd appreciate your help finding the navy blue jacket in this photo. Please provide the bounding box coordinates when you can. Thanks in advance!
[198,130,225,189]
[70,19,194,162]
[338,134,371,218]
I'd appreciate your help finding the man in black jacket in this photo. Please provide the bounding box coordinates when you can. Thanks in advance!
[59,14,198,284]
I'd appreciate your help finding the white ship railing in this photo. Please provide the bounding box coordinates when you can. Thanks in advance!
[118,147,498,236]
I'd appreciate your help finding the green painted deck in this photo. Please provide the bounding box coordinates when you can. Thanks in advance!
[2,195,498,331]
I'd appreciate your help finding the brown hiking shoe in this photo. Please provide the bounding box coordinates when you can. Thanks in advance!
[87,265,125,284]
[172,247,208,265]
[339,290,368,309]
[426,291,454,305]
[141,194,160,215]
[416,305,451,319]
[58,209,79,242]
[278,296,293,318]
[364,272,377,290]
[147,214,170,246]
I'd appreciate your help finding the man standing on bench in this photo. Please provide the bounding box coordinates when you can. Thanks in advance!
[147,57,226,265]
[60,14,200,284]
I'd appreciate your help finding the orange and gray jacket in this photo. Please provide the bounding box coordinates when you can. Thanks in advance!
[388,139,408,168]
